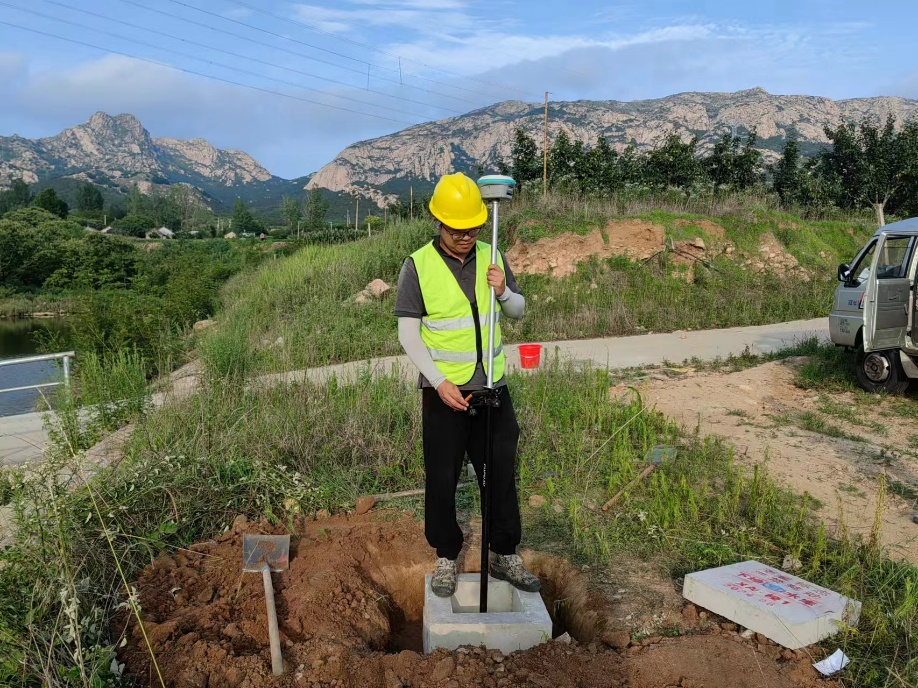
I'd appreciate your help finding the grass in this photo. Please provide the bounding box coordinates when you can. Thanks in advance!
[201,200,874,379]
[0,291,77,318]
[1,362,916,686]
[1,193,911,686]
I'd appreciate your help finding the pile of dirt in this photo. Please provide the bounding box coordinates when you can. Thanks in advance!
[116,511,838,687]
[739,233,811,281]
[506,221,665,277]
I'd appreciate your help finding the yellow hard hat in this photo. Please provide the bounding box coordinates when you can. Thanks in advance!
[428,172,488,230]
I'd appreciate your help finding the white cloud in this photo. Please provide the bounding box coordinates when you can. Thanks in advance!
[0,54,403,177]
[224,7,253,20]
[292,1,482,35]
[0,51,27,85]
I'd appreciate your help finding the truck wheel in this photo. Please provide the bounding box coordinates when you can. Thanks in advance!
[854,347,910,394]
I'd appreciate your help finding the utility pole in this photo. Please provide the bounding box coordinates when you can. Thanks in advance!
[355,196,359,229]
[410,186,414,220]
[543,91,549,198]
[347,208,350,227]
[367,220,371,238]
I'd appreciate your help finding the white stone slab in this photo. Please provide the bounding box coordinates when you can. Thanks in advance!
[423,574,553,654]
[682,560,861,649]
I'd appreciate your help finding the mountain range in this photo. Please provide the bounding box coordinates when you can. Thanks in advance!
[3,88,918,217]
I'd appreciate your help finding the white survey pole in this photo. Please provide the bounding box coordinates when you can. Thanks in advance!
[486,199,499,389]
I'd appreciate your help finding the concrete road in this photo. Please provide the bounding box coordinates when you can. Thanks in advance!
[0,318,829,465]
[0,411,46,467]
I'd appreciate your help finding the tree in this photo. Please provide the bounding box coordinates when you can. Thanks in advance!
[817,114,918,226]
[0,178,34,215]
[773,137,803,205]
[126,184,149,216]
[112,214,155,237]
[702,128,763,191]
[509,127,542,189]
[642,133,702,190]
[281,195,303,234]
[588,136,620,194]
[303,188,329,232]
[548,130,582,188]
[231,198,262,234]
[32,188,69,218]
[75,183,104,212]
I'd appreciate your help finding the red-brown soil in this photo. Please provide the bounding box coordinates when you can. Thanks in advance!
[116,511,835,688]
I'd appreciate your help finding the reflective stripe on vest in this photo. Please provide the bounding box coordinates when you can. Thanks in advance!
[411,240,506,386]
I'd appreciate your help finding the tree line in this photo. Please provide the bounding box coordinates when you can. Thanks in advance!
[501,114,918,226]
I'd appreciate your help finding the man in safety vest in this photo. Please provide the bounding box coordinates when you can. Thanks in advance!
[394,172,540,597]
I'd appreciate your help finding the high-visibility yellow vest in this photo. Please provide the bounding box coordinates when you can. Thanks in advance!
[411,240,505,386]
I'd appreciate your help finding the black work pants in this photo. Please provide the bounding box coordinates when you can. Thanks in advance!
[422,385,522,560]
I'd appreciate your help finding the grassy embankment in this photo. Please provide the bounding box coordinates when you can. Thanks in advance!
[199,193,874,378]
[2,196,915,687]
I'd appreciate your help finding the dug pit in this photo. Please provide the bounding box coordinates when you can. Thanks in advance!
[116,511,835,687]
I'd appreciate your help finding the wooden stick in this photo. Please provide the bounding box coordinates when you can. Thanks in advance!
[262,564,283,675]
[601,463,656,511]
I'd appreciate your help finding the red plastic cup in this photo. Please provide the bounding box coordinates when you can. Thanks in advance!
[518,343,542,369]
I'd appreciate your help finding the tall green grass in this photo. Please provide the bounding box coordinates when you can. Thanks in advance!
[2,364,915,686]
[202,205,874,378]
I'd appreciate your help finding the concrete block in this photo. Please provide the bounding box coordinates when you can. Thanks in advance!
[423,574,553,654]
[682,560,861,649]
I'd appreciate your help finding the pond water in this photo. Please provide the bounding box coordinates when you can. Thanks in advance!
[0,319,72,416]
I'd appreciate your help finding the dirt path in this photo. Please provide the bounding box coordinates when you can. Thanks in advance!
[641,360,918,565]
[118,512,832,688]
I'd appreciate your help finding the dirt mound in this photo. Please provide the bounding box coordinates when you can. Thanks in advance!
[672,219,726,238]
[117,512,832,687]
[738,233,810,280]
[507,221,664,277]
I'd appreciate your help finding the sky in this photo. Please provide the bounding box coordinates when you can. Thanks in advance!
[1,0,917,179]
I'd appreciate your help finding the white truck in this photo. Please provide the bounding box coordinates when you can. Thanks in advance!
[830,217,918,392]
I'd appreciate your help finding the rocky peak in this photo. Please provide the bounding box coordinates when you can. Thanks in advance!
[308,89,918,205]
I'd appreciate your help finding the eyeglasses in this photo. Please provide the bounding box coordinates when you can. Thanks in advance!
[439,223,482,241]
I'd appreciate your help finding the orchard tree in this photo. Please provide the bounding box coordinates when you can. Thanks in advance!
[772,137,804,205]
[642,133,702,190]
[509,127,542,189]
[818,114,918,226]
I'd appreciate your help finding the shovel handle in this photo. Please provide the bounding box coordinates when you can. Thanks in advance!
[261,564,283,676]
[601,463,656,511]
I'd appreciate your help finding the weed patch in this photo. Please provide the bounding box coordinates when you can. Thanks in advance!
[2,364,915,686]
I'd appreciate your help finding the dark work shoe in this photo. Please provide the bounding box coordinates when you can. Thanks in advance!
[489,553,541,592]
[431,557,457,597]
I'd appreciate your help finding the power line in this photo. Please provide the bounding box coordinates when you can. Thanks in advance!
[1,3,433,122]
[117,0,485,108]
[211,0,541,101]
[0,20,418,126]
[42,0,465,117]
[165,0,520,104]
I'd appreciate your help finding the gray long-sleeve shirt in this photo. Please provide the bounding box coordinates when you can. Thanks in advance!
[395,237,525,390]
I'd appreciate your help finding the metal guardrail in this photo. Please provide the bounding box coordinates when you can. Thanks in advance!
[0,351,75,395]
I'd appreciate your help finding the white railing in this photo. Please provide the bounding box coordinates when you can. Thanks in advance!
[0,351,75,395]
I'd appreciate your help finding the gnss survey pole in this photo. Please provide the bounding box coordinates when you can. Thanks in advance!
[475,174,516,613]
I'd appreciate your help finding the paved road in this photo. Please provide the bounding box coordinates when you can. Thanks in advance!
[1,318,828,466]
